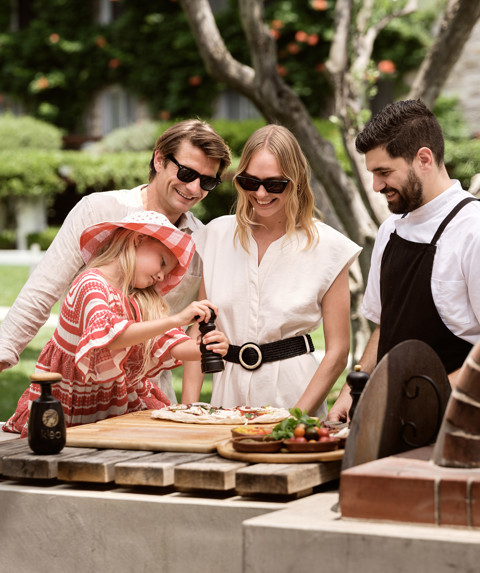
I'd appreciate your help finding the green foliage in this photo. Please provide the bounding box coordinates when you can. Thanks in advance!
[0,149,65,199]
[435,96,479,189]
[0,0,221,130]
[0,0,434,132]
[0,326,55,422]
[371,2,437,75]
[444,139,480,190]
[210,119,266,156]
[269,407,322,441]
[59,150,150,193]
[88,120,166,153]
[434,95,471,141]
[27,226,60,250]
[0,113,64,150]
[0,229,16,249]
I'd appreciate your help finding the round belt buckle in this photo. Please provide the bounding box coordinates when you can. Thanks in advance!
[238,343,263,371]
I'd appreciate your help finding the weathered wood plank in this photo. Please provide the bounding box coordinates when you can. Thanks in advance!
[235,461,342,496]
[0,438,31,474]
[1,447,98,480]
[174,455,249,491]
[115,452,216,487]
[57,449,154,483]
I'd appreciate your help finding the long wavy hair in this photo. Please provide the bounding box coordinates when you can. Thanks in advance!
[86,228,170,379]
[234,124,318,251]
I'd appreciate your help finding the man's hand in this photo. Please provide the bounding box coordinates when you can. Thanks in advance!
[326,382,352,422]
[0,361,10,373]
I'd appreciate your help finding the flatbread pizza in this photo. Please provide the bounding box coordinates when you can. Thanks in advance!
[151,403,291,425]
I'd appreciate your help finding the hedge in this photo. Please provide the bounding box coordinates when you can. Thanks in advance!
[0,114,64,150]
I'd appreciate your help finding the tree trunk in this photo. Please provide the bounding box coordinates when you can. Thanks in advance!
[409,0,480,108]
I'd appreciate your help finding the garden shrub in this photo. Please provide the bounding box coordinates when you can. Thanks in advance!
[0,229,16,249]
[27,226,61,250]
[88,120,167,153]
[0,114,64,150]
[210,119,266,156]
[444,139,480,190]
[59,150,151,193]
[0,149,65,200]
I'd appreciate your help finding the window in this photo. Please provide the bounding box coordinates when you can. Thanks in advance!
[95,0,124,25]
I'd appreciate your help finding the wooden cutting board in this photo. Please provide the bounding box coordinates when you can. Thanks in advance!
[65,411,254,453]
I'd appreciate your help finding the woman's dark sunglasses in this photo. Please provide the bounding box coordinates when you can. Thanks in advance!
[235,174,290,194]
[167,154,221,192]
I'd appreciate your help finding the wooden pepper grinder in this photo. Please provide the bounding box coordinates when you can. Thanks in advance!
[346,364,370,423]
[28,372,66,455]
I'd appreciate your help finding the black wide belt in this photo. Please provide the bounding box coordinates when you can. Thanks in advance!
[225,334,314,371]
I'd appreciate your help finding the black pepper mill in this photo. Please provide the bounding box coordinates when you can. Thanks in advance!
[28,372,66,455]
[198,309,225,374]
[346,364,370,423]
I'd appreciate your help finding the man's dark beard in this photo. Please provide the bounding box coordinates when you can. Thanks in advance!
[384,169,424,214]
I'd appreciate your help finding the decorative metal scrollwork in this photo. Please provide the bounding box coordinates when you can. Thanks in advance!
[400,374,442,448]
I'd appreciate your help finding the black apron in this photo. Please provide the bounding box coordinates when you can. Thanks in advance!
[377,197,477,374]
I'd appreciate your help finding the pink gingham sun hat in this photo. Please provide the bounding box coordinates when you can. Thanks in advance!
[80,211,196,295]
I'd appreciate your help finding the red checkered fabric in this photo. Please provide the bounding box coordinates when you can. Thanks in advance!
[80,211,195,295]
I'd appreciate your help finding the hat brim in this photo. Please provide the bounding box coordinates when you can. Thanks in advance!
[80,220,195,295]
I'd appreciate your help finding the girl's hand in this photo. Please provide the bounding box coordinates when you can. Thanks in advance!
[202,330,229,357]
[173,300,218,327]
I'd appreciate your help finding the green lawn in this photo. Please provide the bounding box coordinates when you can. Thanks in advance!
[0,265,345,421]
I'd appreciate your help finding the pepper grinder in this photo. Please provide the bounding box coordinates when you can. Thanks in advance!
[346,364,370,423]
[28,372,66,455]
[198,309,225,374]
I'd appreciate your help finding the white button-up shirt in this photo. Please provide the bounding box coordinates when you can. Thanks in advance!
[362,181,480,344]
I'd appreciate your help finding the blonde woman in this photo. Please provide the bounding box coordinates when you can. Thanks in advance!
[183,125,361,418]
[4,211,227,437]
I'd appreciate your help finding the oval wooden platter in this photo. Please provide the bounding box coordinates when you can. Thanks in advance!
[216,439,344,463]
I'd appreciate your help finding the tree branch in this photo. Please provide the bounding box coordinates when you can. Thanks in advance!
[409,0,480,107]
[179,0,255,99]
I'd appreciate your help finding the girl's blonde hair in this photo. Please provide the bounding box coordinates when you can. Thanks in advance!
[234,124,318,251]
[86,228,169,380]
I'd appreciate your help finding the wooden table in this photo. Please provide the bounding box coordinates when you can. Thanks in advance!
[0,412,342,499]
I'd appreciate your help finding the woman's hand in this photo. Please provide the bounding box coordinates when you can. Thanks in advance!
[172,299,218,327]
[202,329,229,357]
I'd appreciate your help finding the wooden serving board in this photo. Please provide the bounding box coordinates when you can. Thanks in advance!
[217,439,344,463]
[66,411,239,453]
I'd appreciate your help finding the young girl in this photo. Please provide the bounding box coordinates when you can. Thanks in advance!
[4,211,228,437]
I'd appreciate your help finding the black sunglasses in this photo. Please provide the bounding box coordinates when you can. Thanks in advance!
[167,154,221,192]
[235,174,290,194]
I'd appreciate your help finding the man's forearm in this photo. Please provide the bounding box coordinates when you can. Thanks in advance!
[357,325,380,375]
[0,199,90,368]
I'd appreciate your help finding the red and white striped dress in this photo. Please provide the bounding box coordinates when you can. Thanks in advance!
[4,269,189,437]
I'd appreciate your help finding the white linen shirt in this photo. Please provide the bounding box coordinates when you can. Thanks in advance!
[195,215,361,418]
[0,185,204,402]
[362,181,480,343]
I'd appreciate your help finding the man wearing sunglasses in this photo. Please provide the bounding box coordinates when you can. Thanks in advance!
[0,119,231,403]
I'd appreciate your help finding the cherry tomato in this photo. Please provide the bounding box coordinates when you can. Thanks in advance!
[304,426,320,441]
[293,423,306,438]
[294,436,307,443]
[318,427,330,438]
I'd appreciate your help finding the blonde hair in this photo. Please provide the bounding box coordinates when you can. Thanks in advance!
[234,124,318,251]
[86,228,169,380]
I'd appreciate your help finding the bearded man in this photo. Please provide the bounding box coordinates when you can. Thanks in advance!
[328,99,480,422]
